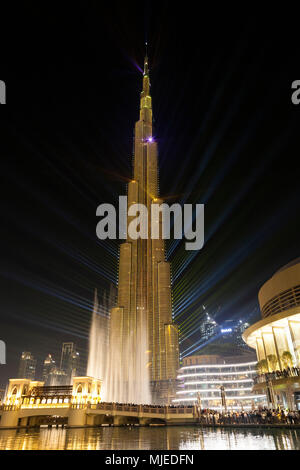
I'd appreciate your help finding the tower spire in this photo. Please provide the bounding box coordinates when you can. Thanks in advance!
[144,41,149,75]
[140,42,151,123]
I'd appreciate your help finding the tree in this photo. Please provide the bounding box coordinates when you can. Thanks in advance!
[296,347,300,363]
[267,354,278,371]
[281,351,293,368]
[256,359,268,374]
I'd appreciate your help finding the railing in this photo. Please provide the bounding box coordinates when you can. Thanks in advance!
[142,407,161,414]
[254,367,300,385]
[198,409,300,425]
[2,405,20,411]
[22,403,70,409]
[71,404,87,409]
[261,284,300,318]
[88,403,193,415]
[92,403,114,411]
[1,401,194,415]
[29,385,73,398]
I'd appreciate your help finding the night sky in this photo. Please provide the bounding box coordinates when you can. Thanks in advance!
[0,3,299,386]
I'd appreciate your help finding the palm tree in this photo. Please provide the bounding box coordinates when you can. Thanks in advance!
[267,354,278,371]
[281,351,293,368]
[296,347,300,364]
[256,359,268,374]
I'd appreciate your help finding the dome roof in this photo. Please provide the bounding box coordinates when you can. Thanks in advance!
[275,257,300,275]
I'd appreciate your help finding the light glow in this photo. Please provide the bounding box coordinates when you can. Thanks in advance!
[173,394,266,402]
[180,361,257,370]
[184,378,253,385]
[176,387,253,394]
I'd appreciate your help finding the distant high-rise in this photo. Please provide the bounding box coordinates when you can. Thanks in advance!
[200,310,218,342]
[0,388,5,403]
[48,367,67,386]
[60,343,79,384]
[42,354,56,385]
[108,53,180,404]
[219,319,250,349]
[18,351,36,380]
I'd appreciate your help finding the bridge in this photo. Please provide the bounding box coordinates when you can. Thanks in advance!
[0,402,196,428]
[0,377,196,428]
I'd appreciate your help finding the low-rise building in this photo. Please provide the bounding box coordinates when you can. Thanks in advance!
[173,354,267,410]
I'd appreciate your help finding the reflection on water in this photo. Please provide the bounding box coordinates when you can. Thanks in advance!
[0,426,299,450]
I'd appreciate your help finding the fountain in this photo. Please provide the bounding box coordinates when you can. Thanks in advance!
[87,289,109,389]
[87,287,151,404]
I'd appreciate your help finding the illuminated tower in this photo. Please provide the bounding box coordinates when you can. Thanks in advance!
[108,52,179,404]
[42,354,56,385]
[18,351,36,380]
[60,342,79,384]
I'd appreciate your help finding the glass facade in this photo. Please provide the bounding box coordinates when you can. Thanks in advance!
[173,357,267,410]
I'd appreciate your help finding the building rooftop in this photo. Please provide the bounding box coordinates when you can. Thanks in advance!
[275,257,300,275]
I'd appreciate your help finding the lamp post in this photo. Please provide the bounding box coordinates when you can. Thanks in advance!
[220,386,227,413]
[266,376,277,409]
[197,392,202,410]
[196,392,202,422]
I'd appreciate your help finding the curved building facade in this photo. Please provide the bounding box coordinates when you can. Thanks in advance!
[243,259,300,369]
[243,259,300,409]
[173,355,267,410]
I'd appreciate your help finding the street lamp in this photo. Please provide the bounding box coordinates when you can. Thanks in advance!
[220,386,227,413]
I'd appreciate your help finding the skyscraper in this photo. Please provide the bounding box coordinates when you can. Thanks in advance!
[18,351,36,380]
[107,53,180,404]
[48,367,67,386]
[42,354,56,385]
[200,310,218,342]
[219,319,251,349]
[60,342,79,384]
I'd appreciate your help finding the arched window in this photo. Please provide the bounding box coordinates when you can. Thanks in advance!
[76,384,83,394]
[12,386,17,395]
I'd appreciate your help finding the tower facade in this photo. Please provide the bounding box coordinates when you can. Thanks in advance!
[108,54,179,404]
[18,351,36,380]
[60,342,79,384]
[42,354,56,385]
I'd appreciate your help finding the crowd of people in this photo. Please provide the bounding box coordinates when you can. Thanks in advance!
[254,366,300,384]
[99,402,300,426]
[100,402,193,409]
[197,407,300,425]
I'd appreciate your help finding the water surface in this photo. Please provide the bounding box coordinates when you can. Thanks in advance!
[0,426,299,450]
